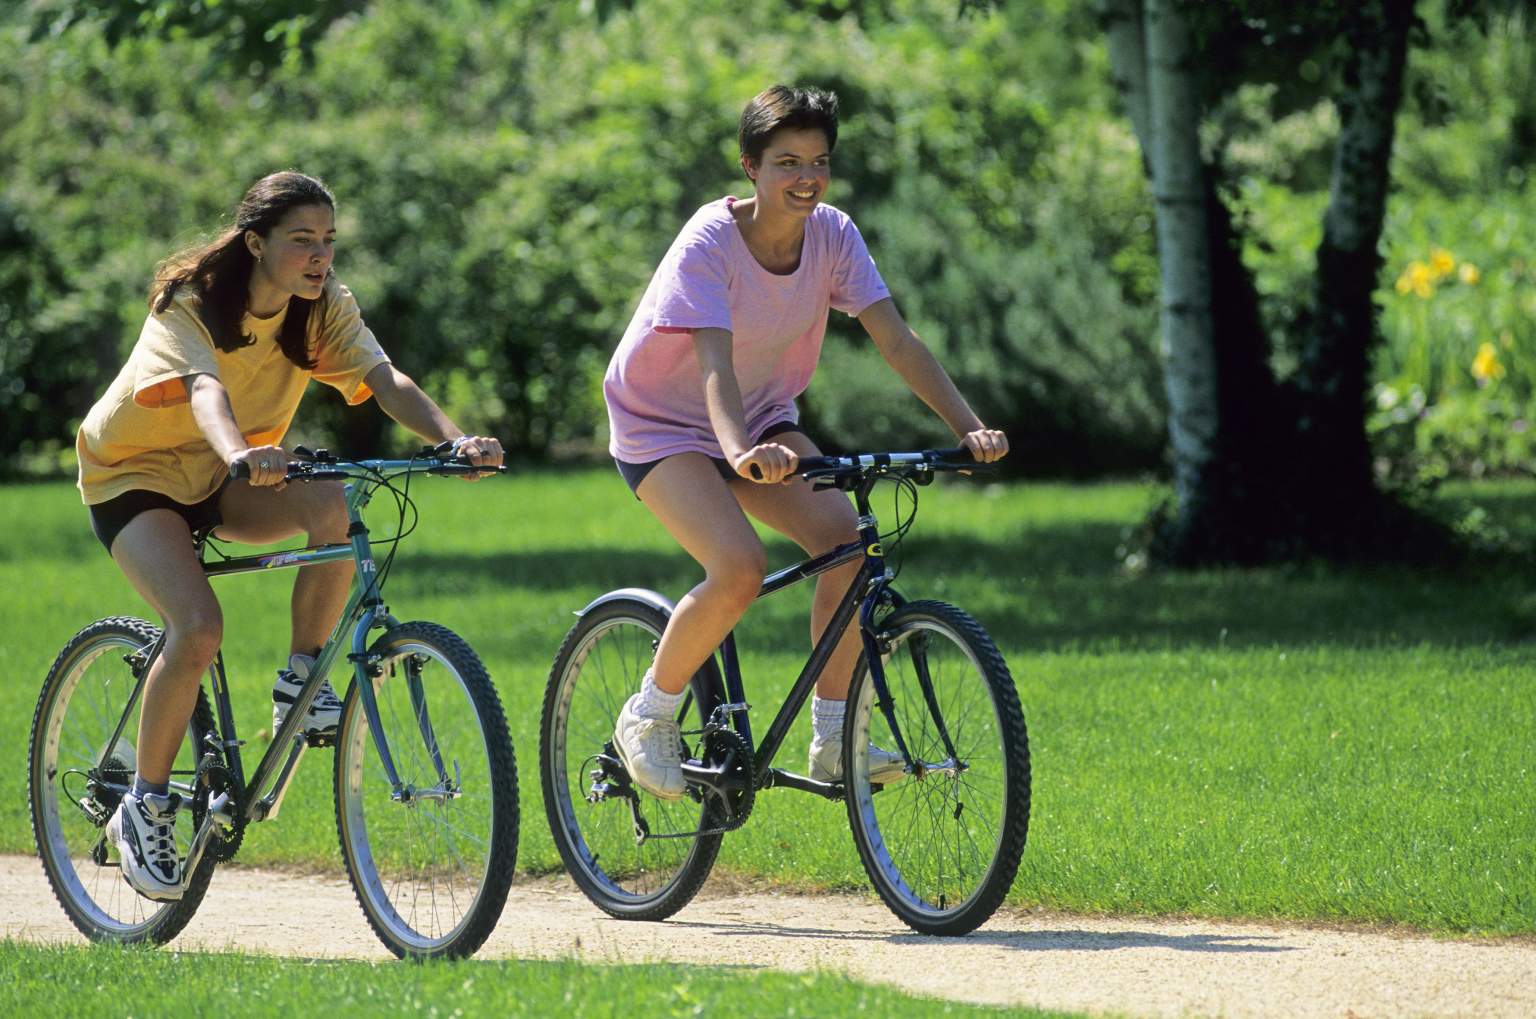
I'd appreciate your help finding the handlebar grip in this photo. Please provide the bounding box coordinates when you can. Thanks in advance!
[229,461,250,480]
[749,463,762,481]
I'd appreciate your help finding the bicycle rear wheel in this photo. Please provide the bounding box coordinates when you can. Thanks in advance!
[28,616,218,944]
[541,596,724,921]
[333,621,518,960]
[845,600,1030,935]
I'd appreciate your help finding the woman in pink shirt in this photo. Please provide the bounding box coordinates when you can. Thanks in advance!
[605,85,1008,800]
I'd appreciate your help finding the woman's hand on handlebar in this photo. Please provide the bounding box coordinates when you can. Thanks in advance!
[733,442,798,484]
[451,435,504,481]
[230,444,290,488]
[960,428,1009,464]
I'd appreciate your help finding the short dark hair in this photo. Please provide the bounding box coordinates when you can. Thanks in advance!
[738,85,840,165]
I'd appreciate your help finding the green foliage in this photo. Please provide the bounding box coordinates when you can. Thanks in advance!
[1230,5,1536,486]
[25,0,364,74]
[0,0,1163,471]
[2,0,1531,480]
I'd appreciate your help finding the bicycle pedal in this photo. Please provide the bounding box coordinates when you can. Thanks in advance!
[304,730,338,749]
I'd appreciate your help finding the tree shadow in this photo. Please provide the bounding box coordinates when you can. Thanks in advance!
[401,516,1536,650]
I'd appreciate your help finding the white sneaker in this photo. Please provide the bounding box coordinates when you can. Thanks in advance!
[106,790,182,901]
[272,654,343,738]
[612,694,687,801]
[808,735,908,785]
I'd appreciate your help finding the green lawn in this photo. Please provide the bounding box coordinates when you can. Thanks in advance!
[3,470,1533,934]
[0,940,1071,1018]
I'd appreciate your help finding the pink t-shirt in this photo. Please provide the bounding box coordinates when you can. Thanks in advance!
[605,197,891,463]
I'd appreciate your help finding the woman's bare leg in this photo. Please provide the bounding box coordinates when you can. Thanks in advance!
[217,479,351,656]
[635,455,766,694]
[730,432,863,699]
[109,511,224,784]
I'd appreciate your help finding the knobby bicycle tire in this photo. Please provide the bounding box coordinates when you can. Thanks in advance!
[844,600,1030,935]
[333,621,518,960]
[541,596,725,921]
[29,616,220,944]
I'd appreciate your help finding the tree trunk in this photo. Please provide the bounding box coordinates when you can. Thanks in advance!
[1101,0,1151,164]
[1293,0,1414,546]
[1142,0,1221,547]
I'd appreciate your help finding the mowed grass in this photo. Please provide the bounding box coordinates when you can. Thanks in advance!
[0,940,1072,1018]
[3,469,1534,934]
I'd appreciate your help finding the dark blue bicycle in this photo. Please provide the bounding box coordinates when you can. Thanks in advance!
[541,448,1030,936]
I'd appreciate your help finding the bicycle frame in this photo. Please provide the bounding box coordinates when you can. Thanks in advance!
[706,475,946,796]
[94,458,451,840]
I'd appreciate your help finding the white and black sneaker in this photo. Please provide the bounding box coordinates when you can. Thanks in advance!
[106,789,183,901]
[272,654,344,739]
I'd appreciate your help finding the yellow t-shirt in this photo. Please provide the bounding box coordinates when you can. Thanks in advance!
[76,275,390,505]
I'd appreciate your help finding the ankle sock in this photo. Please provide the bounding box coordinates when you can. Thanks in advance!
[811,695,846,741]
[636,669,685,720]
[132,775,169,798]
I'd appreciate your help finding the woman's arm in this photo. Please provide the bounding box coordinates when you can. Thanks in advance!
[857,298,1008,462]
[693,328,796,483]
[364,363,503,469]
[188,372,288,487]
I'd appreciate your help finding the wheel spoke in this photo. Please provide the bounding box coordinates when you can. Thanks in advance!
[845,604,1029,935]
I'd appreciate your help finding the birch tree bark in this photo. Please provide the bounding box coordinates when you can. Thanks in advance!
[1142,0,1219,526]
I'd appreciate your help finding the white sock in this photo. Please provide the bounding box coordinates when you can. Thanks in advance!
[636,669,685,720]
[288,653,316,680]
[811,695,845,741]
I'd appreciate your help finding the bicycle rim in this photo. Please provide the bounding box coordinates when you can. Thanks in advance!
[543,602,721,918]
[846,602,1029,934]
[335,623,516,958]
[29,618,210,941]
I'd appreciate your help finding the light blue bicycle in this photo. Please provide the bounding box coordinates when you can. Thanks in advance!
[28,446,518,959]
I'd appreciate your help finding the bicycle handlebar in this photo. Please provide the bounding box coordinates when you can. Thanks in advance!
[746,447,992,483]
[229,443,508,482]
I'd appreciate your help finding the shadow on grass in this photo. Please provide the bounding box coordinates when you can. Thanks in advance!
[401,517,1536,651]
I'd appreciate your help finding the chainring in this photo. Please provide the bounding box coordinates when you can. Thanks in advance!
[697,728,755,833]
[198,763,246,862]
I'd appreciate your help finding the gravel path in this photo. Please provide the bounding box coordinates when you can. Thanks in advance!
[3,854,1532,1017]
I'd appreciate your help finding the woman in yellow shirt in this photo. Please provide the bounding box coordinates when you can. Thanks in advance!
[75,170,502,902]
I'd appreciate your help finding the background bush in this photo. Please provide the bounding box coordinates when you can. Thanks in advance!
[1,0,1531,480]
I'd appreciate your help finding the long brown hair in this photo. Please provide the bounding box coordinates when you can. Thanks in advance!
[148,171,335,370]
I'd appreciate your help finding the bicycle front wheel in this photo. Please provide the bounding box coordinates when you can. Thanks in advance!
[334,621,518,960]
[845,600,1030,935]
[28,616,218,944]
[541,596,724,921]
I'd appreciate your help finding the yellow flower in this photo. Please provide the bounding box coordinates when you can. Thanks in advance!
[1459,262,1480,285]
[1397,261,1436,298]
[1471,342,1505,383]
[1429,248,1456,279]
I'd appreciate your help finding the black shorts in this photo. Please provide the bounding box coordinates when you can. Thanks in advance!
[614,421,806,497]
[88,483,228,554]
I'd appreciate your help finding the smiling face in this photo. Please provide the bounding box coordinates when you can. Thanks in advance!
[245,203,335,309]
[744,126,832,221]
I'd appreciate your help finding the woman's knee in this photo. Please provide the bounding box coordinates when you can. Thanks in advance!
[288,485,348,547]
[803,513,859,557]
[165,604,223,667]
[706,544,767,608]
[304,484,349,541]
